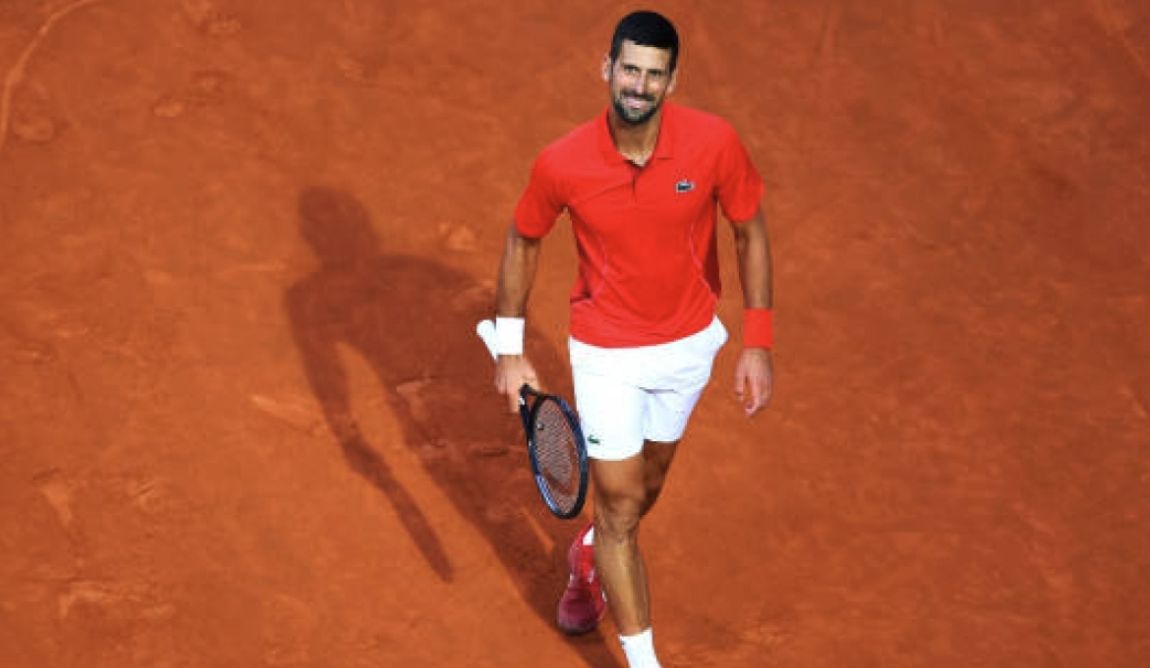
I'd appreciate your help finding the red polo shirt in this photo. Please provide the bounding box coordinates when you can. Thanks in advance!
[515,102,764,347]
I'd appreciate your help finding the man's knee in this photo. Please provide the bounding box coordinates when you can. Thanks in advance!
[594,491,644,540]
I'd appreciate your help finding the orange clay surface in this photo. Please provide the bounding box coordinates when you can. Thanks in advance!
[2,1,1150,666]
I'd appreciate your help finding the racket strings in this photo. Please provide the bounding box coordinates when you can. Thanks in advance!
[532,400,580,507]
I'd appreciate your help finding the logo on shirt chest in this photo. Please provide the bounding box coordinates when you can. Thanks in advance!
[674,179,696,193]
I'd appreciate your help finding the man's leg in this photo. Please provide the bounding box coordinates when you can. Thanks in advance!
[640,439,678,516]
[565,318,724,662]
[592,438,679,636]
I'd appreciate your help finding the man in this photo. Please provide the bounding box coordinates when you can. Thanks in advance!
[491,11,773,668]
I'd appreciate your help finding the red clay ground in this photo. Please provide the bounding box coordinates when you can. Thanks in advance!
[2,1,1149,666]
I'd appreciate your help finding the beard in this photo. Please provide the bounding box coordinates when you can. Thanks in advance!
[612,92,662,126]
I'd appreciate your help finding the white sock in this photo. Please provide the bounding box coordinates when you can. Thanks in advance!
[620,628,660,668]
[583,526,595,546]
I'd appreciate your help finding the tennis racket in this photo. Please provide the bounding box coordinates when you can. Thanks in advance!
[476,319,589,519]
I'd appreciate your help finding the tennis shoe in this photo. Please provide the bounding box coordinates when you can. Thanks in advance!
[556,522,606,634]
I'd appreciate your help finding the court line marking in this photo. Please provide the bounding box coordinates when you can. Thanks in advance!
[0,0,105,155]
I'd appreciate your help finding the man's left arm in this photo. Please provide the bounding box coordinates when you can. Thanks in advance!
[732,207,773,416]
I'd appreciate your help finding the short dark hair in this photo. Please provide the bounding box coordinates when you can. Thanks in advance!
[609,11,680,72]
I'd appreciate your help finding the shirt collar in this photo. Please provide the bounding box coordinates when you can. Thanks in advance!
[596,102,677,165]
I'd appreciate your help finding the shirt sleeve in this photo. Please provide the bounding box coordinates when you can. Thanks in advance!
[714,124,764,223]
[513,151,565,239]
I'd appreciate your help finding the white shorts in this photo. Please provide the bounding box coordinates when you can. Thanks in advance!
[569,316,728,461]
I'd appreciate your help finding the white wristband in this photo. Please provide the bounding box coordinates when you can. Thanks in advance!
[494,317,525,355]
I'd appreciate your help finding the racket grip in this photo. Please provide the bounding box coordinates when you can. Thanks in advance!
[476,319,498,361]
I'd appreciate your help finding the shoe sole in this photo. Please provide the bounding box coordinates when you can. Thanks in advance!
[556,607,607,635]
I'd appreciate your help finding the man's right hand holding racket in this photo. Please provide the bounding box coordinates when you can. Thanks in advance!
[494,354,540,414]
[477,317,541,413]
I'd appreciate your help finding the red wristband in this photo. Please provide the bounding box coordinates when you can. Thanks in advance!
[744,308,773,349]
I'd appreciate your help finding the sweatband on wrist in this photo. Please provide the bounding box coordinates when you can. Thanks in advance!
[744,308,773,349]
[494,317,525,355]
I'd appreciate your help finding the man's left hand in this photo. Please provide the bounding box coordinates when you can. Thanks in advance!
[734,348,773,417]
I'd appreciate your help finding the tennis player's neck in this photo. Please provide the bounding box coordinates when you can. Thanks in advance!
[609,111,661,167]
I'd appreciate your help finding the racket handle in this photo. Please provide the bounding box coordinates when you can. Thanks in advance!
[476,319,498,361]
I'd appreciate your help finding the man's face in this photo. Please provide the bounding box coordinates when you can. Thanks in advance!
[603,40,677,126]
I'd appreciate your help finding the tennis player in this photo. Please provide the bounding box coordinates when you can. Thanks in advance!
[491,11,773,667]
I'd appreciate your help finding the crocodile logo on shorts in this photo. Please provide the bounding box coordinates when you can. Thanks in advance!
[587,435,601,445]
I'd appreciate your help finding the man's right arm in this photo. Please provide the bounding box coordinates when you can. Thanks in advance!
[493,224,542,412]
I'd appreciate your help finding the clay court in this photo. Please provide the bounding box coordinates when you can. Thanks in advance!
[2,1,1149,666]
